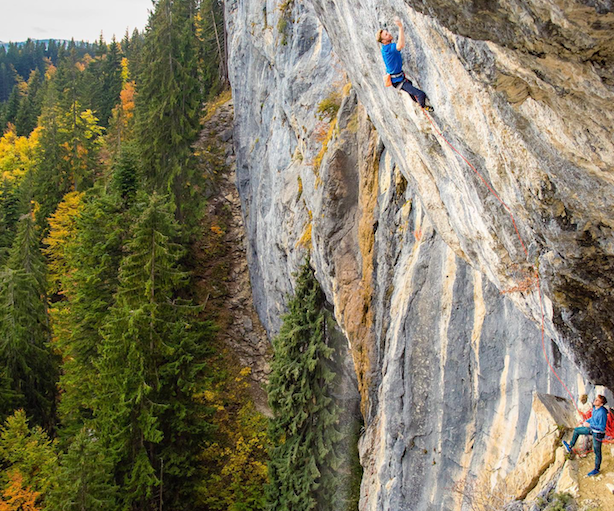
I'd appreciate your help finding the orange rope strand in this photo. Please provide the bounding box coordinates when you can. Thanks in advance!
[420,107,580,414]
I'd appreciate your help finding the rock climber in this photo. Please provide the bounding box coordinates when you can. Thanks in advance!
[563,394,608,477]
[377,18,433,112]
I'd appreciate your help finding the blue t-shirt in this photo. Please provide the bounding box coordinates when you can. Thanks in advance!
[381,43,404,83]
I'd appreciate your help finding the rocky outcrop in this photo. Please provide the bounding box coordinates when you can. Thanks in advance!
[194,98,271,407]
[225,0,614,509]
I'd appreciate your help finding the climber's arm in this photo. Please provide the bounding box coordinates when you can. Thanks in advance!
[395,18,405,50]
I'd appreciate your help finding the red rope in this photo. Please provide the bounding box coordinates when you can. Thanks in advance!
[420,107,580,414]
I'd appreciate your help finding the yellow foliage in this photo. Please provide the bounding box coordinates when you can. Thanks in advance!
[107,80,136,159]
[120,57,130,83]
[203,89,233,123]
[0,125,38,183]
[44,63,56,81]
[196,352,269,509]
[43,192,85,297]
[311,118,337,173]
[296,210,313,249]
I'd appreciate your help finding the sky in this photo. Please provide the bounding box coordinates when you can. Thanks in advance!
[0,0,154,43]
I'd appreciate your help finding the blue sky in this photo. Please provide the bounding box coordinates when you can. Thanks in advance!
[0,0,153,43]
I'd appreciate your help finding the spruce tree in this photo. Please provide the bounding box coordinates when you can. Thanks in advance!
[0,179,21,263]
[95,193,212,509]
[14,69,43,136]
[267,261,343,511]
[135,0,202,217]
[53,191,125,440]
[0,213,57,428]
[47,428,119,511]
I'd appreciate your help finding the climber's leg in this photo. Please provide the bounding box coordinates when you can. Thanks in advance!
[400,79,427,108]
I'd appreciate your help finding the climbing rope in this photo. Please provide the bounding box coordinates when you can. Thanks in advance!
[420,107,581,415]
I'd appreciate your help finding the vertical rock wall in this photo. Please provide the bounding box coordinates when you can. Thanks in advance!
[225,0,613,509]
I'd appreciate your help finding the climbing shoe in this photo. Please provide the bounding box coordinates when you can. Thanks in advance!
[587,469,600,477]
[562,441,572,454]
[423,105,434,113]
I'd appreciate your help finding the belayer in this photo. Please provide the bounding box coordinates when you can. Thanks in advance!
[377,18,434,112]
[563,394,608,477]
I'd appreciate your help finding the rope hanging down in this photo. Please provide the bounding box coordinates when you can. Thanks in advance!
[420,107,580,415]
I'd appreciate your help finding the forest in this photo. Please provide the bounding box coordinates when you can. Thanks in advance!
[0,0,359,509]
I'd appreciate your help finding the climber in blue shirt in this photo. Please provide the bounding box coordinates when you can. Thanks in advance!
[563,394,608,476]
[377,18,433,112]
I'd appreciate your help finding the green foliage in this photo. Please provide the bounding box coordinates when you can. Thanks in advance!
[32,70,104,226]
[49,190,126,439]
[95,192,214,509]
[82,37,123,128]
[317,91,342,121]
[267,260,344,511]
[198,0,227,97]
[14,69,44,137]
[0,214,57,428]
[542,492,573,511]
[277,0,295,45]
[111,142,140,204]
[135,0,203,218]
[46,428,119,511]
[0,9,267,511]
[0,179,22,263]
[197,364,269,511]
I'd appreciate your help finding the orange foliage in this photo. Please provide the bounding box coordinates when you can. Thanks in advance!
[0,471,41,511]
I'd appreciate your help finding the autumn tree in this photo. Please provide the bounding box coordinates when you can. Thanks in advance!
[0,410,57,506]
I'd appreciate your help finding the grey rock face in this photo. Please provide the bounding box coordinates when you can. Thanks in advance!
[226,0,613,509]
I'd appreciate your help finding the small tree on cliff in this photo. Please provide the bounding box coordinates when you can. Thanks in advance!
[266,260,342,511]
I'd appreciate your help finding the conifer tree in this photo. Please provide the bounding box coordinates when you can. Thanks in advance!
[0,180,21,263]
[267,261,343,511]
[135,0,202,217]
[15,70,43,136]
[51,191,125,439]
[95,193,212,509]
[46,428,118,511]
[0,213,57,427]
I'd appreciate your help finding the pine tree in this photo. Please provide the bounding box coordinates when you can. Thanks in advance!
[135,0,202,217]
[95,193,213,509]
[266,260,343,511]
[0,213,57,428]
[31,68,66,226]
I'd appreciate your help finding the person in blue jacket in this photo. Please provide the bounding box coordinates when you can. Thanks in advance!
[563,394,609,476]
[377,18,433,112]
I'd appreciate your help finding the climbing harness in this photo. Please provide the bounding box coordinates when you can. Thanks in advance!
[419,106,582,415]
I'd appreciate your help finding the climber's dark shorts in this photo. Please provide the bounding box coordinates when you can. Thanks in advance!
[394,79,427,108]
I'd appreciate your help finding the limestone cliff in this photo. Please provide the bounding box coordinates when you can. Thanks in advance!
[225,0,614,509]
